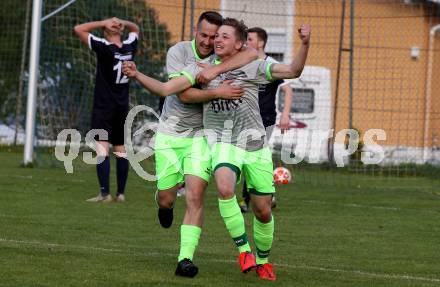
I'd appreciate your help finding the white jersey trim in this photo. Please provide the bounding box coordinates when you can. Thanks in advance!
[265,55,279,64]
[123,32,138,44]
[88,34,111,50]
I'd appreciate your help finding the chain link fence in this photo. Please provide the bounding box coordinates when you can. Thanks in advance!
[0,0,439,187]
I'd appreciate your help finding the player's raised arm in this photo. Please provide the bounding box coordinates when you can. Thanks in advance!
[271,25,311,80]
[120,19,139,34]
[74,18,120,45]
[196,46,258,84]
[179,46,256,102]
[178,80,244,103]
[122,61,192,97]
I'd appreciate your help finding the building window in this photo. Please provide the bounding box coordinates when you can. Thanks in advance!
[278,88,315,114]
[266,52,284,62]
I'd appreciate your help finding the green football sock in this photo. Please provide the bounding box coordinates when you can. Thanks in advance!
[254,216,274,265]
[218,196,251,253]
[178,225,201,262]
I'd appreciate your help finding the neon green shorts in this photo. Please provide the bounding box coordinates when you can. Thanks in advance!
[154,132,211,190]
[211,143,275,195]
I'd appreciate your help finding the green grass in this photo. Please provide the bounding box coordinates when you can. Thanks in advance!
[1,149,440,286]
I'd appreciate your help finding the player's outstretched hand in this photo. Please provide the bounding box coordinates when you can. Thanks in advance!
[298,24,311,46]
[122,61,138,78]
[196,62,219,84]
[217,80,244,100]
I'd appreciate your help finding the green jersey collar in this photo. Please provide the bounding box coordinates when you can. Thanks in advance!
[213,58,222,65]
[191,39,203,61]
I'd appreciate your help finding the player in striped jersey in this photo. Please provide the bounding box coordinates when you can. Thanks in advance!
[238,27,295,212]
[122,18,310,281]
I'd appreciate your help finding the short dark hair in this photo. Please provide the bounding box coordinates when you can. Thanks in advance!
[197,11,223,27]
[248,27,268,48]
[222,17,248,42]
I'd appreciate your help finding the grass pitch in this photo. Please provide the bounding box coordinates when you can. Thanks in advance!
[1,149,440,286]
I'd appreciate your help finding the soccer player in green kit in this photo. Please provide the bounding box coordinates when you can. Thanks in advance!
[123,18,310,281]
[132,11,257,277]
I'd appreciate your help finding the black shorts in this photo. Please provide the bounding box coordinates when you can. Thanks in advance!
[261,116,276,129]
[91,106,129,145]
[262,116,276,140]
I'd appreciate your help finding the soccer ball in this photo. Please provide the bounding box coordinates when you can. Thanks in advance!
[273,167,292,185]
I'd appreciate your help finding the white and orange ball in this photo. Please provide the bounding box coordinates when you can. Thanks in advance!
[273,167,292,185]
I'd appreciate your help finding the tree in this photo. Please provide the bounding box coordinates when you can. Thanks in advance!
[0,0,171,139]
[0,0,29,124]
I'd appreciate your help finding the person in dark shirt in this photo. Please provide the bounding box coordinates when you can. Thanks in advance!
[240,27,294,212]
[74,17,139,203]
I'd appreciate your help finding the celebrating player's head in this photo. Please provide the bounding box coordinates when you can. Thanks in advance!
[103,17,124,40]
[194,11,223,57]
[246,27,267,51]
[214,18,248,58]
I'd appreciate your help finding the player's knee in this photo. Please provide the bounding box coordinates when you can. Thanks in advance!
[254,209,272,223]
[253,200,272,223]
[217,185,235,200]
[157,197,174,209]
[113,145,126,158]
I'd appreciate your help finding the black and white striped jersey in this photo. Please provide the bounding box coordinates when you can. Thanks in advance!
[88,32,138,109]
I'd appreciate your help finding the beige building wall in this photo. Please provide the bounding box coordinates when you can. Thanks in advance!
[294,0,439,148]
[146,0,439,149]
[430,27,440,149]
